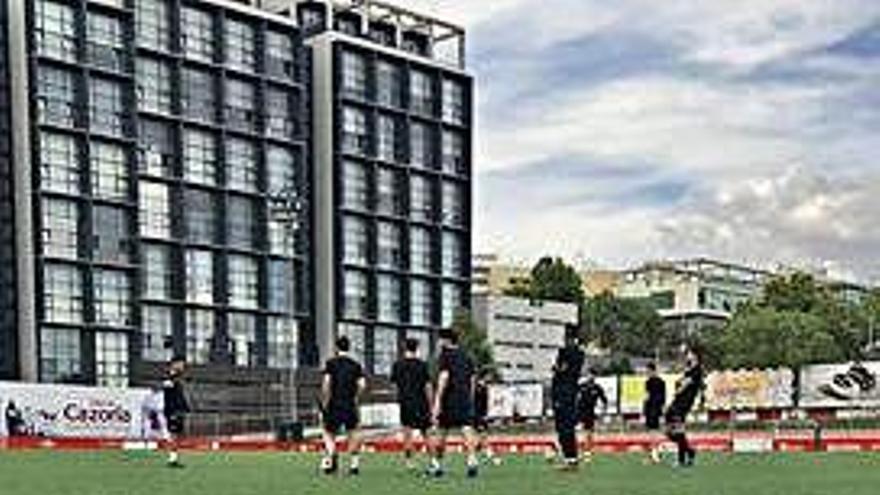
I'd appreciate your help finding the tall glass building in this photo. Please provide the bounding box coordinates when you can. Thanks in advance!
[0,0,472,418]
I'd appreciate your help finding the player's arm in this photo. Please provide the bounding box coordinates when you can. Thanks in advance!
[356,375,367,405]
[599,386,609,413]
[321,372,332,411]
[432,370,449,423]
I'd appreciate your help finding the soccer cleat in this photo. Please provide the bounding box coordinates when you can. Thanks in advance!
[320,455,339,475]
[166,461,185,469]
[349,466,360,477]
[466,464,479,478]
[425,465,445,478]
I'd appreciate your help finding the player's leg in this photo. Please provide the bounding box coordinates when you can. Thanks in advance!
[428,428,448,477]
[321,412,340,475]
[347,425,363,475]
[557,404,579,470]
[165,415,183,467]
[582,423,595,463]
[401,427,416,468]
[665,415,692,467]
[463,425,480,477]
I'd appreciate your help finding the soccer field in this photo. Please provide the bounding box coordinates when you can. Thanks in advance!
[0,451,877,495]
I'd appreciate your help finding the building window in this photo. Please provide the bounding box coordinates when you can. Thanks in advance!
[225,79,256,132]
[186,309,214,365]
[266,145,296,191]
[265,31,295,80]
[90,141,129,201]
[224,313,254,367]
[181,7,215,62]
[410,278,433,326]
[410,70,435,116]
[441,283,462,328]
[185,249,214,304]
[95,332,129,387]
[442,130,465,175]
[139,181,171,239]
[94,269,132,327]
[409,122,434,169]
[183,189,215,244]
[136,58,173,114]
[442,182,464,226]
[410,175,434,222]
[341,51,367,100]
[410,227,432,274]
[342,270,368,319]
[376,222,402,269]
[89,78,125,136]
[343,216,369,266]
[39,327,81,383]
[225,138,258,192]
[377,168,402,216]
[265,87,295,140]
[376,114,400,162]
[442,79,465,124]
[183,128,217,185]
[225,19,256,72]
[136,0,172,51]
[142,244,172,300]
[267,317,296,369]
[228,255,258,309]
[43,264,83,324]
[41,198,78,259]
[93,206,132,263]
[337,322,366,364]
[138,120,175,177]
[342,161,368,211]
[39,132,80,194]
[87,12,125,71]
[37,67,76,127]
[442,232,463,277]
[268,220,294,257]
[181,68,216,123]
[141,305,173,362]
[373,326,397,376]
[35,0,77,62]
[377,275,401,323]
[267,260,293,313]
[227,196,255,249]
[342,106,368,155]
[376,60,402,108]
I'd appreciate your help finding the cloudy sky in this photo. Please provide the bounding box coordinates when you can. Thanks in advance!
[400,0,880,282]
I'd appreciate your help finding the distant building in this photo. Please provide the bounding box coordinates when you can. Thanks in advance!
[472,294,578,383]
[471,254,531,296]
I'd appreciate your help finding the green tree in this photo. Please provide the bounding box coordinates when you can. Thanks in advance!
[581,291,666,359]
[718,307,845,369]
[529,257,584,305]
[452,310,498,379]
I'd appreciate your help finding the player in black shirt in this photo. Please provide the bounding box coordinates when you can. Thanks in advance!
[665,348,704,467]
[429,328,479,478]
[550,331,585,470]
[643,362,666,463]
[473,370,500,465]
[162,356,190,468]
[390,338,433,469]
[320,336,367,475]
[577,374,607,462]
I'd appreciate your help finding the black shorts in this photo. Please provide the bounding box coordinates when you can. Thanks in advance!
[664,408,689,430]
[400,405,431,431]
[645,413,662,430]
[581,415,597,431]
[473,415,489,432]
[166,414,185,435]
[438,405,474,430]
[324,407,359,434]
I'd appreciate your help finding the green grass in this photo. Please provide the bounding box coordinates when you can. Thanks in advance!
[0,450,878,495]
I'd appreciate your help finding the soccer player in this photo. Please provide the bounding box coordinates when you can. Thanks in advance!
[643,362,666,463]
[320,336,367,476]
[473,370,500,465]
[429,328,479,478]
[162,356,190,468]
[665,347,704,467]
[577,374,608,462]
[550,331,585,470]
[390,338,433,470]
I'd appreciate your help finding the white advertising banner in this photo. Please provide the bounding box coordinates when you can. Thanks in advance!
[799,362,880,408]
[488,384,544,419]
[0,381,152,438]
[594,376,619,416]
